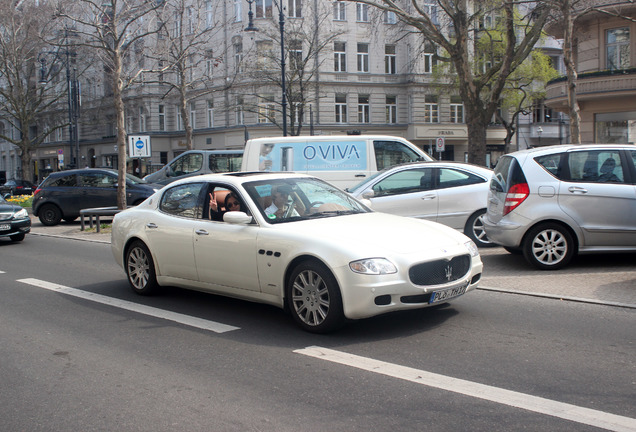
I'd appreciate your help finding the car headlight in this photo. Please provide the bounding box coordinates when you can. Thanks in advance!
[14,208,28,219]
[349,258,397,275]
[465,240,479,257]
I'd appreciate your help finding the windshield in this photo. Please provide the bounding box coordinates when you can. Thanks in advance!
[243,177,370,224]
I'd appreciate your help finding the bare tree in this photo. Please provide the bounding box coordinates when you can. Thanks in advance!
[56,0,164,209]
[0,0,67,182]
[146,0,228,150]
[348,0,551,165]
[242,1,345,136]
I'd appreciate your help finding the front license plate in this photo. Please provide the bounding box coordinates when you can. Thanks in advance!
[0,224,10,231]
[429,283,468,304]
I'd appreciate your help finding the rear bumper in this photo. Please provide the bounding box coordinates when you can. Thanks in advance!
[483,217,525,247]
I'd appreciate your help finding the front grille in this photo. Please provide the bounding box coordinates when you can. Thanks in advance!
[409,255,471,286]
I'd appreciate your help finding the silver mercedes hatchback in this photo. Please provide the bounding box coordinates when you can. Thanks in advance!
[483,144,636,269]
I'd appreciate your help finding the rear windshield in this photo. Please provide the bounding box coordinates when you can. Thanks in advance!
[490,156,526,193]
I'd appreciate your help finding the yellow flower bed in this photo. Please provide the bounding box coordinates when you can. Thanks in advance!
[6,194,33,207]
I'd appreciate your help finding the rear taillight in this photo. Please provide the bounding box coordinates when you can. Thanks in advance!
[33,188,42,197]
[503,182,529,215]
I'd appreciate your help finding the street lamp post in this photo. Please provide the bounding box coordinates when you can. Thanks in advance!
[245,0,287,136]
[537,125,543,147]
[39,44,80,169]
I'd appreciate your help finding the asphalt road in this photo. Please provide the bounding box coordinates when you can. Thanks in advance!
[1,235,635,431]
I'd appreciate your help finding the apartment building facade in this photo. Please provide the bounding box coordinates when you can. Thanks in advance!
[544,0,636,145]
[3,0,519,181]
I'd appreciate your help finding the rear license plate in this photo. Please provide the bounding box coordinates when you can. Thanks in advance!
[0,224,10,231]
[429,283,468,304]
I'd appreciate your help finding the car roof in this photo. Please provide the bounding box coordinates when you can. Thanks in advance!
[48,168,118,177]
[506,144,636,158]
[168,171,316,188]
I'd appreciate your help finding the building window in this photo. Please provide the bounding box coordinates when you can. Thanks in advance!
[173,12,181,37]
[358,95,370,123]
[289,39,303,70]
[256,0,273,18]
[384,11,397,24]
[533,101,553,123]
[234,42,243,73]
[259,95,275,123]
[335,94,347,123]
[356,3,368,22]
[207,100,214,128]
[333,1,346,21]
[139,106,146,131]
[334,42,346,72]
[288,0,302,18]
[357,43,369,72]
[190,101,197,129]
[595,111,636,144]
[234,0,242,22]
[607,27,630,70]
[386,96,397,124]
[158,104,165,131]
[206,1,214,28]
[385,45,396,74]
[424,95,438,123]
[424,42,437,73]
[257,40,274,68]
[450,96,464,123]
[236,96,244,125]
[176,107,183,130]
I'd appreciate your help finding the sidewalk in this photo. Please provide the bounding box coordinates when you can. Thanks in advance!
[29,214,111,243]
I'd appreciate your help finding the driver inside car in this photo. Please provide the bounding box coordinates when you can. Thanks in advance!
[265,184,305,219]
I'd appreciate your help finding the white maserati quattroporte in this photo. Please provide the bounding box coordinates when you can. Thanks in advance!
[111,172,483,333]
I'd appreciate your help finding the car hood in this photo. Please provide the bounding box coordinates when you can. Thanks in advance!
[276,212,470,255]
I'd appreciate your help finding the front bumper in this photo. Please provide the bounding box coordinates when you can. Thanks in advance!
[0,218,31,238]
[333,253,483,320]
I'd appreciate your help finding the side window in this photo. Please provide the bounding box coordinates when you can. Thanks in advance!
[373,141,422,171]
[209,154,243,172]
[160,182,206,218]
[568,150,625,183]
[170,153,203,176]
[373,168,432,196]
[49,174,77,187]
[535,153,564,178]
[80,172,117,188]
[438,168,485,189]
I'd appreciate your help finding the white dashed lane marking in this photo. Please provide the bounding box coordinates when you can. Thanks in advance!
[17,278,239,334]
[295,346,636,432]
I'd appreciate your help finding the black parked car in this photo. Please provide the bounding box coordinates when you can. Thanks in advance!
[33,168,160,226]
[0,196,31,241]
[1,179,36,197]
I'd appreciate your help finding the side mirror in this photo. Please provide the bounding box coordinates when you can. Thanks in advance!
[223,211,253,225]
[361,190,375,199]
[165,166,173,177]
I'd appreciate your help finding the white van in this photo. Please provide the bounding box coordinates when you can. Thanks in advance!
[241,135,432,189]
[144,150,243,185]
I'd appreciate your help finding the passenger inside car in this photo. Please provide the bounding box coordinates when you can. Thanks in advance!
[207,187,246,221]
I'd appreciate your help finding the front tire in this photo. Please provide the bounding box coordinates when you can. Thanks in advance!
[38,204,62,226]
[125,240,159,295]
[287,261,344,333]
[522,223,575,270]
[464,209,493,248]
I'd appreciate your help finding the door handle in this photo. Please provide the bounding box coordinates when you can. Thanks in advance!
[146,223,158,229]
[421,194,436,200]
[568,186,588,194]
[354,174,366,178]
[195,229,209,236]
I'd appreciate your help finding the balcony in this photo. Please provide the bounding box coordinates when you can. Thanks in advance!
[545,68,636,110]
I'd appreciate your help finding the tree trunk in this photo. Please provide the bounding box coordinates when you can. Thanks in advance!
[114,52,128,210]
[19,139,33,182]
[561,0,581,144]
